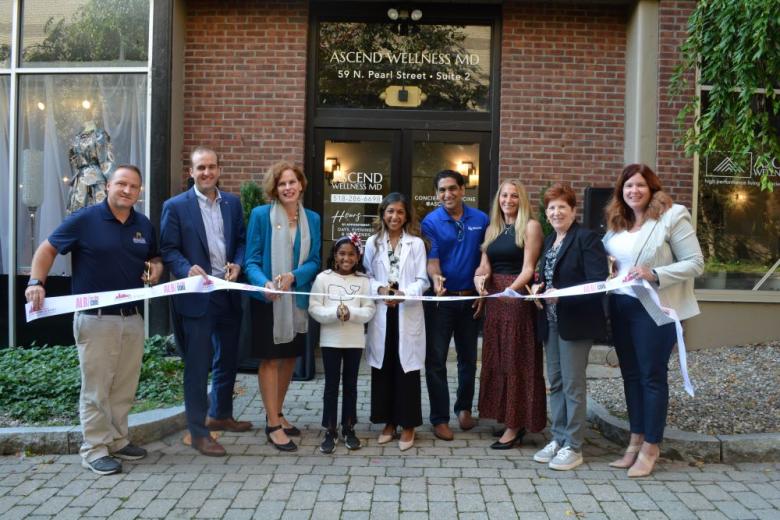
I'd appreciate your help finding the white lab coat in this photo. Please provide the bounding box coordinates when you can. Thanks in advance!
[363,232,430,373]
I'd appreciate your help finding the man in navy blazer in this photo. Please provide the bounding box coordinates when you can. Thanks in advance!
[160,146,251,457]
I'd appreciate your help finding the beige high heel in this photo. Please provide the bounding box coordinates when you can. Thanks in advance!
[399,429,415,451]
[609,443,641,468]
[627,451,658,478]
[378,425,397,445]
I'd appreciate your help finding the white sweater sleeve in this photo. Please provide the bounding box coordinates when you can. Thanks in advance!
[347,277,376,324]
[308,275,339,324]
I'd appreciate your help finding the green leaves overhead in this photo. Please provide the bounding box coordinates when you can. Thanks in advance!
[671,0,780,191]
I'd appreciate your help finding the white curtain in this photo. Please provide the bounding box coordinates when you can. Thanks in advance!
[15,74,147,275]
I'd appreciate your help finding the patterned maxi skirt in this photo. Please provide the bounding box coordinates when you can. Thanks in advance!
[477,273,547,432]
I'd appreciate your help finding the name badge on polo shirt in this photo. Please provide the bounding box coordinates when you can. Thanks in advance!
[467,225,483,231]
[132,231,147,245]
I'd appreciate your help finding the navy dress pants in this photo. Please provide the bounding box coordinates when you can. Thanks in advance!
[424,299,479,425]
[609,294,677,444]
[177,291,241,439]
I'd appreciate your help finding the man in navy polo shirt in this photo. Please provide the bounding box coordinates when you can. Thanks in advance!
[422,169,489,441]
[25,165,163,475]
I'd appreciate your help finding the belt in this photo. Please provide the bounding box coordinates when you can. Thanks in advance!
[448,289,476,296]
[82,305,141,317]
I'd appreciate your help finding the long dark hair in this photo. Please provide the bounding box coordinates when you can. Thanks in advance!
[371,192,422,241]
[326,237,365,274]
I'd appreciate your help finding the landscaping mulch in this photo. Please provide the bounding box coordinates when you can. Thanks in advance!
[589,342,780,436]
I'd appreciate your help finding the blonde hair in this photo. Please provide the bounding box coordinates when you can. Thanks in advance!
[482,179,533,251]
[262,160,307,201]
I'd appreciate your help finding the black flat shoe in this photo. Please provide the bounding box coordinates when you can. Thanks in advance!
[490,428,526,450]
[278,413,301,437]
[265,425,297,452]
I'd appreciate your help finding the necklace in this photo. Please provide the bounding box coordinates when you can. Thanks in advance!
[503,222,514,235]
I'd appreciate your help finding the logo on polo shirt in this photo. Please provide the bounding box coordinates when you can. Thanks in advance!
[467,225,483,231]
[133,232,147,244]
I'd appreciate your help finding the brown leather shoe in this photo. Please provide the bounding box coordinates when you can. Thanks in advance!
[433,423,454,441]
[205,416,253,432]
[191,435,227,457]
[458,410,476,431]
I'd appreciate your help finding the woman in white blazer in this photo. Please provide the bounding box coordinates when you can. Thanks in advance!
[364,192,430,451]
[602,164,704,478]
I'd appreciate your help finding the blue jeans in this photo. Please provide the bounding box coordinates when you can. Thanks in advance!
[177,291,241,439]
[424,300,479,425]
[609,294,676,444]
[544,321,592,451]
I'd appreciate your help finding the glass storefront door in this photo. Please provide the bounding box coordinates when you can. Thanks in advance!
[407,130,490,221]
[313,129,401,260]
[313,128,490,260]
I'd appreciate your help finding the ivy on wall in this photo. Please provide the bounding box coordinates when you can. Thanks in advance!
[671,0,780,191]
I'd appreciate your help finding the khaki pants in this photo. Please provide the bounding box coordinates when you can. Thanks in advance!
[74,312,144,462]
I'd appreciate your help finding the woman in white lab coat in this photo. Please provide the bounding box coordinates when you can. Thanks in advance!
[364,192,429,451]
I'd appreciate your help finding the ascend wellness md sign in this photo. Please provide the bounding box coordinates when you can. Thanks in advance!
[317,22,492,111]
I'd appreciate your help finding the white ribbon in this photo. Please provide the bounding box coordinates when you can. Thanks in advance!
[25,275,693,396]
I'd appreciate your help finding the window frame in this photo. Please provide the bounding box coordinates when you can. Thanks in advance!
[2,0,155,347]
[691,69,780,303]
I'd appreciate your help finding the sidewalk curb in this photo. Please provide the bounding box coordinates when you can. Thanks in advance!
[0,405,185,455]
[587,397,780,463]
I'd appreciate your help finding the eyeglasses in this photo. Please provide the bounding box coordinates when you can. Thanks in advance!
[454,220,464,242]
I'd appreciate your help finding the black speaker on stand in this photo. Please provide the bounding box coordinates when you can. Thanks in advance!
[582,186,615,345]
[582,187,613,236]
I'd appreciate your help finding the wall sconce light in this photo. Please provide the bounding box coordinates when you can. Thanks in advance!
[457,161,478,188]
[324,157,339,180]
[332,163,347,184]
[36,102,45,111]
[82,99,92,110]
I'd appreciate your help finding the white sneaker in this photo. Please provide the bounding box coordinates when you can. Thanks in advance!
[533,440,560,463]
[548,446,583,471]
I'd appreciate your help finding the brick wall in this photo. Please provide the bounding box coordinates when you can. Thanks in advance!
[657,0,697,208]
[182,0,308,193]
[499,3,629,209]
[180,1,696,206]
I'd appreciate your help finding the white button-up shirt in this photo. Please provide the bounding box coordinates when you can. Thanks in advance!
[193,186,227,278]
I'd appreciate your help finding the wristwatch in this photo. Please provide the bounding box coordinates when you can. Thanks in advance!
[27,279,44,289]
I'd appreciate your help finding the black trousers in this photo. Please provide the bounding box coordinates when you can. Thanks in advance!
[371,306,423,428]
[321,346,362,431]
[424,299,479,425]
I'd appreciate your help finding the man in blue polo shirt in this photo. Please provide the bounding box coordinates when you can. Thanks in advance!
[422,169,489,441]
[25,165,162,475]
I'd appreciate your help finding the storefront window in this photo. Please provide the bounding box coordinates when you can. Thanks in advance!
[15,74,147,275]
[1,75,9,274]
[0,0,11,68]
[412,141,480,221]
[318,22,491,111]
[321,139,393,259]
[0,74,6,344]
[21,0,149,68]
[696,91,780,291]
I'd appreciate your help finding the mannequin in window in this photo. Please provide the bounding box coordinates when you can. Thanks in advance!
[66,120,115,214]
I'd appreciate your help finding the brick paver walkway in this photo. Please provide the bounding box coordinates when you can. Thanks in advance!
[1,370,778,519]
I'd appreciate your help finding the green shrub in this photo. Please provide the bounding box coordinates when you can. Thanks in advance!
[240,180,265,226]
[0,335,183,425]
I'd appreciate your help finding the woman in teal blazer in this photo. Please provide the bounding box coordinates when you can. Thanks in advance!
[245,161,321,451]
